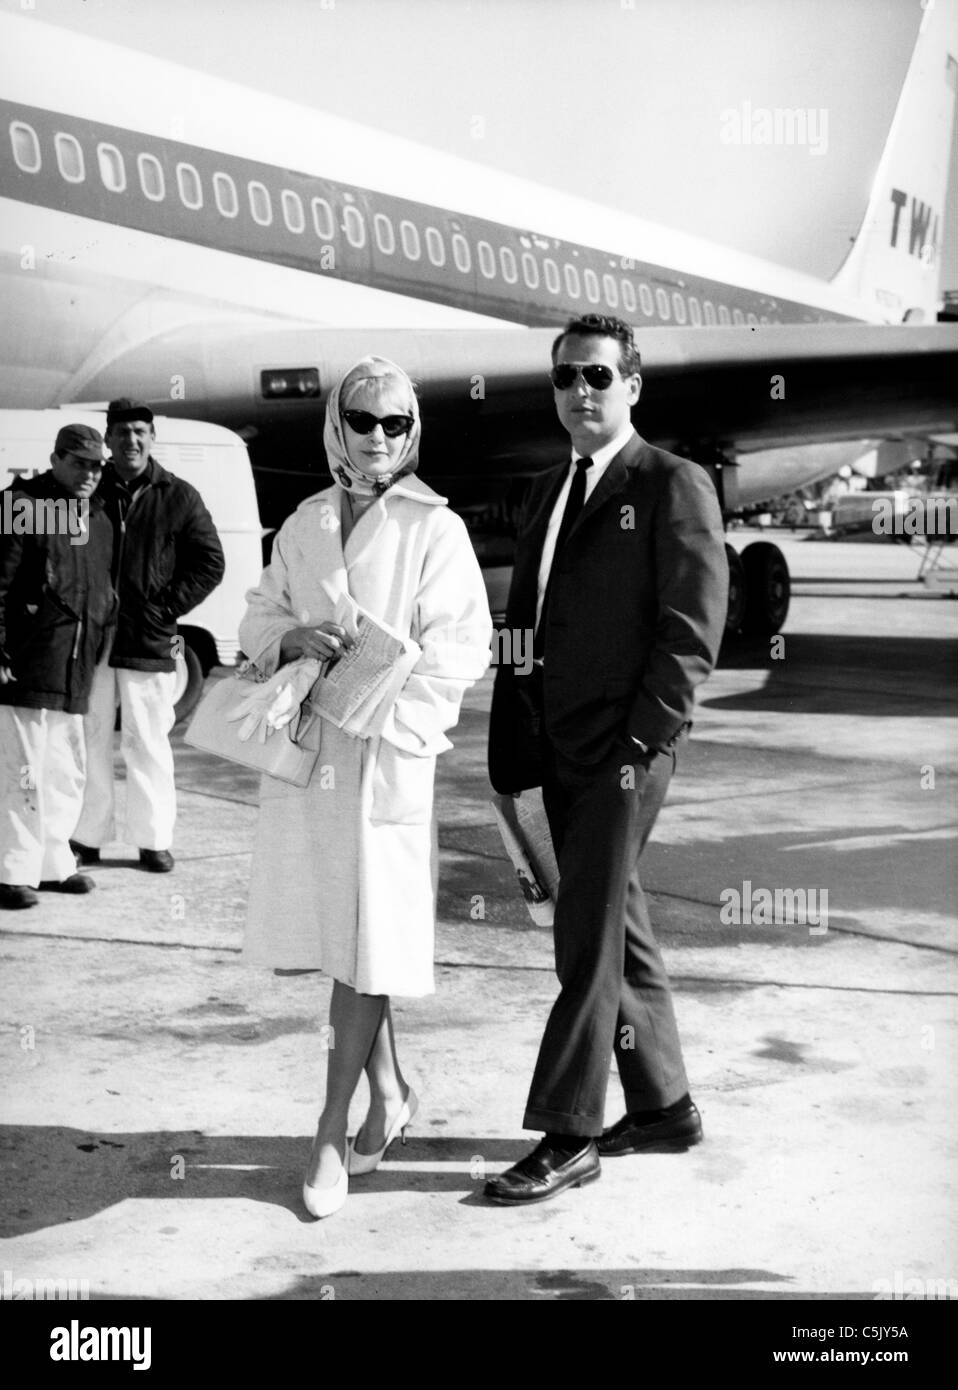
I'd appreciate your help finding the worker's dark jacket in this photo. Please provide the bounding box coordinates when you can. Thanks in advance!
[0,474,116,714]
[98,458,225,672]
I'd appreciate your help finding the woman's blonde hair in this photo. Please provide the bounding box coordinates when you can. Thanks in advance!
[340,360,416,414]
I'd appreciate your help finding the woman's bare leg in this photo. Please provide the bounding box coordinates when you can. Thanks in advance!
[354,1000,412,1155]
[305,980,387,1188]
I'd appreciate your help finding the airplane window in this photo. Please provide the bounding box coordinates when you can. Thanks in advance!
[138,153,166,202]
[703,300,716,325]
[10,122,41,173]
[584,269,600,303]
[249,181,273,226]
[97,143,126,193]
[500,247,518,284]
[477,240,496,278]
[400,220,421,260]
[282,190,305,234]
[544,258,560,294]
[425,227,446,267]
[746,312,759,326]
[639,284,654,317]
[564,264,581,298]
[374,213,396,254]
[55,132,85,183]
[451,233,471,273]
[620,279,637,313]
[732,308,745,325]
[655,288,670,320]
[603,274,619,308]
[688,296,702,326]
[343,205,366,248]
[213,172,238,217]
[672,292,687,324]
[522,252,540,290]
[311,197,335,240]
[176,162,202,209]
[718,304,731,325]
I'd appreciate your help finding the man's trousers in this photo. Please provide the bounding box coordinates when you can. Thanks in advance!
[74,660,177,851]
[523,734,690,1137]
[0,705,85,886]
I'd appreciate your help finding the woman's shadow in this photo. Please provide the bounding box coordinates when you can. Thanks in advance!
[1,1125,523,1233]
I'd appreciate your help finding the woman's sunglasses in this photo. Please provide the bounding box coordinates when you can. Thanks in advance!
[549,363,621,391]
[342,410,414,438]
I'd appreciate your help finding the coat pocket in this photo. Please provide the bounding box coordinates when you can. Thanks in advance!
[370,741,435,825]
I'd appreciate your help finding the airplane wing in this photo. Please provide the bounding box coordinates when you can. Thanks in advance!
[75,320,958,512]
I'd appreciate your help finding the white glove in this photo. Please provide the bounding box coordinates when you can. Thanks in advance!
[226,659,321,742]
[263,658,322,731]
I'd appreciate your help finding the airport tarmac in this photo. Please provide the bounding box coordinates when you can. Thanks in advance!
[1,534,956,1303]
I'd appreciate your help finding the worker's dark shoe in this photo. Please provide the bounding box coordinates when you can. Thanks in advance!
[39,874,95,894]
[139,849,174,873]
[0,884,39,909]
[69,840,101,866]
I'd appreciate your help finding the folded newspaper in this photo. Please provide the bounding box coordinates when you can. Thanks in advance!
[491,789,560,927]
[305,594,419,737]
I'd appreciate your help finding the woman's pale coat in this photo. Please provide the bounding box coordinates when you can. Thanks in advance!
[240,476,491,996]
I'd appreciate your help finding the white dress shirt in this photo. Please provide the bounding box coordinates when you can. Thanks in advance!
[535,424,636,630]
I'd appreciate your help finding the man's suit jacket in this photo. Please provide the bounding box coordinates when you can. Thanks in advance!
[488,431,728,792]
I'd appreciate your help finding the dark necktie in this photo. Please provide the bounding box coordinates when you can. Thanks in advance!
[533,456,593,659]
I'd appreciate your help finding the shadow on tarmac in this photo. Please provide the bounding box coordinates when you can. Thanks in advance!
[715,631,957,710]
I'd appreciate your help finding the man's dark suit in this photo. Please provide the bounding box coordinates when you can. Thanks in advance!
[489,431,728,1136]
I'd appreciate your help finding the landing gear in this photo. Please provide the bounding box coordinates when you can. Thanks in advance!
[724,541,791,636]
[724,544,746,633]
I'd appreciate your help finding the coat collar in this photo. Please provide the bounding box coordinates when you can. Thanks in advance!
[570,430,646,537]
[526,430,647,550]
[296,475,449,573]
[102,456,172,492]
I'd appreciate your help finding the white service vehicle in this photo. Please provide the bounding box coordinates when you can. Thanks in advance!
[0,408,263,719]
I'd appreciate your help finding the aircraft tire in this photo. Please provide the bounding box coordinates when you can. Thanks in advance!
[741,541,790,635]
[724,543,747,633]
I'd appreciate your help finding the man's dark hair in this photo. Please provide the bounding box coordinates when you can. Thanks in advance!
[551,314,642,377]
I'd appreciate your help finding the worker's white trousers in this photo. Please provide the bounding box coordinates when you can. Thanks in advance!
[75,661,177,851]
[0,705,85,886]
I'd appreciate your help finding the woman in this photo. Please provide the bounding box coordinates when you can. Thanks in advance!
[240,357,492,1218]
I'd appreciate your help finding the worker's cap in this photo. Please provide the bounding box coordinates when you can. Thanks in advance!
[53,423,106,462]
[106,398,154,428]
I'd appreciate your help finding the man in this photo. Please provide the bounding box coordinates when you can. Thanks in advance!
[486,314,728,1204]
[71,399,225,873]
[0,424,115,908]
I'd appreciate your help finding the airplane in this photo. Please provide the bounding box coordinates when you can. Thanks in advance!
[1,0,957,638]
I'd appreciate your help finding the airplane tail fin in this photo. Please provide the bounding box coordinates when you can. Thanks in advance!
[830,0,958,322]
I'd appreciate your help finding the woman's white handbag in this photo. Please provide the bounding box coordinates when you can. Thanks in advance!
[184,668,322,787]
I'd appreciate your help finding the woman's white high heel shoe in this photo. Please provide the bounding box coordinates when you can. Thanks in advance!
[348,1088,419,1176]
[302,1146,348,1218]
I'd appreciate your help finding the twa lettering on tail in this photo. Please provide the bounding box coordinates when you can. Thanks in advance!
[888,188,940,263]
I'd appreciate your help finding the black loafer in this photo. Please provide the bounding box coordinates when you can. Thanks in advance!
[484,1139,600,1205]
[139,849,174,873]
[597,1100,703,1156]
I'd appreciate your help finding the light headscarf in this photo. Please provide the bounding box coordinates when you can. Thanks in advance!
[323,356,421,497]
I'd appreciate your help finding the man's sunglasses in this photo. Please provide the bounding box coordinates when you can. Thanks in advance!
[342,410,414,438]
[549,363,622,391]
